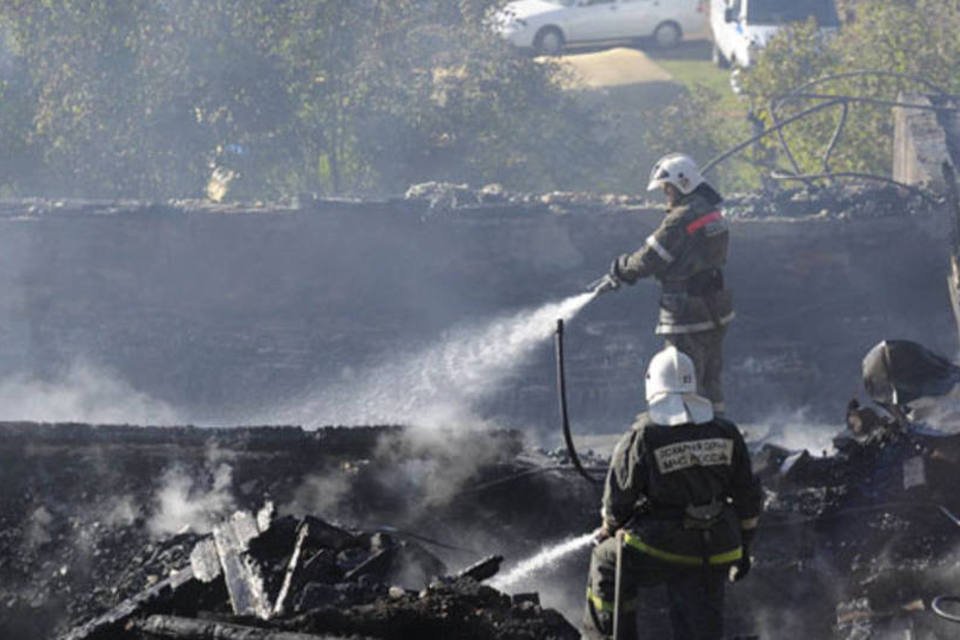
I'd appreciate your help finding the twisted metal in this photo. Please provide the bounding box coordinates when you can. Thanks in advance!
[702,70,958,197]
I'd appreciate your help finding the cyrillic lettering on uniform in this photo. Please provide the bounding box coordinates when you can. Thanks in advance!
[653,438,734,474]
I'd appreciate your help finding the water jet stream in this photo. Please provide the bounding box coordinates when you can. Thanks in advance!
[278,292,598,427]
[490,533,594,590]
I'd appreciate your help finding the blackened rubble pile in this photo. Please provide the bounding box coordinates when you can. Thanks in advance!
[64,506,578,640]
[742,343,960,638]
[402,180,942,221]
[0,422,597,639]
[724,183,937,220]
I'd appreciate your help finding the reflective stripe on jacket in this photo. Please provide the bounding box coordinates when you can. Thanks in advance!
[601,412,762,564]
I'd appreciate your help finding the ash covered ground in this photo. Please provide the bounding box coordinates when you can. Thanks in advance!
[5,410,960,639]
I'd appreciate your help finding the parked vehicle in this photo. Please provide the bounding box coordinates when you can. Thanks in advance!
[495,0,708,55]
[709,0,840,69]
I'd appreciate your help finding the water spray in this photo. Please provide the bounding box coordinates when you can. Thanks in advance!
[279,290,600,427]
[489,533,595,590]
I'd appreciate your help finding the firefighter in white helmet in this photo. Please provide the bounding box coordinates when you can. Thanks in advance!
[583,346,761,640]
[594,153,733,413]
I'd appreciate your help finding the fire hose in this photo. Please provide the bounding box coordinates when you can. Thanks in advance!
[555,318,600,485]
[932,505,960,624]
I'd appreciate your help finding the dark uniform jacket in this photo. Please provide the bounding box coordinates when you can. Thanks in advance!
[615,186,733,336]
[602,412,762,565]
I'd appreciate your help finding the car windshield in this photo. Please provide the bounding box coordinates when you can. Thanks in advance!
[746,0,839,27]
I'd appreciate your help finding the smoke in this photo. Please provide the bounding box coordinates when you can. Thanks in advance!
[273,292,597,429]
[22,506,54,552]
[745,406,839,455]
[0,361,179,425]
[906,388,960,433]
[284,423,516,528]
[374,424,514,508]
[286,472,354,522]
[147,455,237,537]
[100,495,140,528]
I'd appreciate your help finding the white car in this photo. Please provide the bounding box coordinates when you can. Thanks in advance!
[495,0,708,55]
[710,0,840,69]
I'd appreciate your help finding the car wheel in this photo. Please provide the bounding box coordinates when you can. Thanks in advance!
[730,67,743,95]
[712,43,730,69]
[534,27,565,56]
[653,22,682,49]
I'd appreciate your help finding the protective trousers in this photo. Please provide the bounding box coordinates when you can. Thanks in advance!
[664,326,727,413]
[583,537,727,640]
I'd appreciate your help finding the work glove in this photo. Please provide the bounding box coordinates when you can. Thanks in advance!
[592,524,613,545]
[730,528,756,582]
[729,549,751,582]
[610,256,627,283]
[586,257,628,295]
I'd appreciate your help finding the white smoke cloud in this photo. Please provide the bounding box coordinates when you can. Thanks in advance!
[745,406,839,455]
[147,462,236,537]
[286,471,354,520]
[272,292,596,428]
[22,505,54,551]
[0,360,179,425]
[375,424,514,508]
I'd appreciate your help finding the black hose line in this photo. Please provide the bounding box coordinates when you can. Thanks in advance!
[932,596,960,623]
[556,319,599,485]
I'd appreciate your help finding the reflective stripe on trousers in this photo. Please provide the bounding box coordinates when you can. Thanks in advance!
[622,531,741,566]
[586,587,639,613]
[655,311,735,335]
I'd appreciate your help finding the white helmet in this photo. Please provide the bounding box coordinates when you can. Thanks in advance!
[647,153,705,195]
[645,346,714,426]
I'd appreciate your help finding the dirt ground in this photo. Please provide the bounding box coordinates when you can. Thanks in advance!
[552,47,674,89]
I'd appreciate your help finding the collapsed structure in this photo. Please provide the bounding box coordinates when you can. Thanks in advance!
[3,156,960,637]
[64,505,577,640]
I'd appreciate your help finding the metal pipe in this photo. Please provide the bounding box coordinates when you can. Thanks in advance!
[773,70,954,109]
[822,101,849,174]
[786,94,960,112]
[703,70,956,190]
[769,170,937,202]
[768,96,813,188]
[702,98,844,174]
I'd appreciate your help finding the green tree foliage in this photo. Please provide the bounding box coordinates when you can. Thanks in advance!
[641,84,756,193]
[737,0,960,181]
[0,0,605,199]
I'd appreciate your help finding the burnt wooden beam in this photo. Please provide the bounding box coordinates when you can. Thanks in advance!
[130,614,346,640]
[60,568,196,640]
[213,511,272,620]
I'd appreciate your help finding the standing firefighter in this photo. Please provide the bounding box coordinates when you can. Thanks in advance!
[584,346,761,640]
[595,153,733,413]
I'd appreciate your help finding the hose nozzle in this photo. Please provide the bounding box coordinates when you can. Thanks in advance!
[587,273,621,296]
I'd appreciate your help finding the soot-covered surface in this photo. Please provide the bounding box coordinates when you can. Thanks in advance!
[0,423,597,639]
[6,416,960,639]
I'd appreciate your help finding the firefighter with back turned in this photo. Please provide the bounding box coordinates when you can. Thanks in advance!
[583,346,761,640]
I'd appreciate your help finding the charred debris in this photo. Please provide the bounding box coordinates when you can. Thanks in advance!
[64,503,575,640]
[0,424,596,640]
[3,383,960,640]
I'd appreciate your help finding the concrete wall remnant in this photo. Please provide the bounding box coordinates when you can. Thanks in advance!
[893,92,959,191]
[0,192,952,430]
